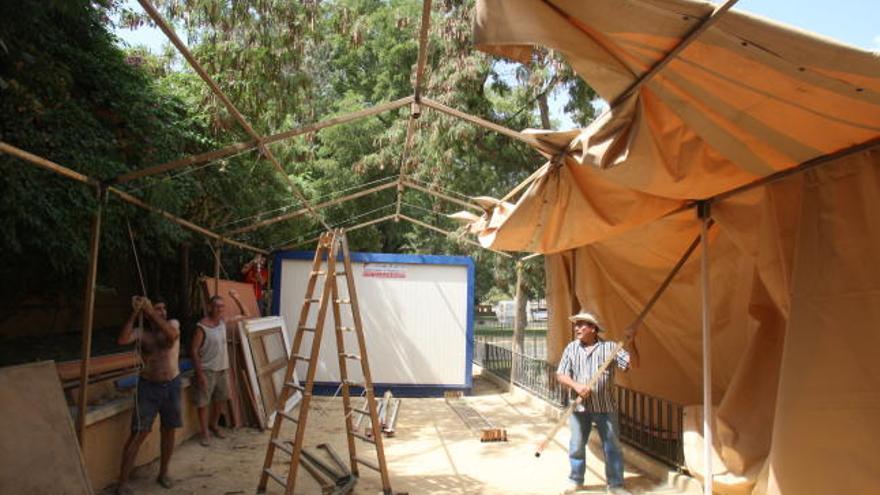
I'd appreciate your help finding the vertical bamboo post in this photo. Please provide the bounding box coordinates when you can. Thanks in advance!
[512,260,526,356]
[213,240,222,294]
[699,201,713,495]
[76,185,107,445]
[180,243,191,322]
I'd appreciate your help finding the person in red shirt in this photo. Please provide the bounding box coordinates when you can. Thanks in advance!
[241,254,268,301]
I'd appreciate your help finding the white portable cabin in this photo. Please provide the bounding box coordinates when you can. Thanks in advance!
[271,251,474,396]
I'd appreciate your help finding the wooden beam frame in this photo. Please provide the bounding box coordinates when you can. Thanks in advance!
[136,0,329,229]
[228,180,398,236]
[0,141,268,254]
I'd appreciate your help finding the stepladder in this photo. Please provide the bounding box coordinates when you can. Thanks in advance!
[258,229,393,494]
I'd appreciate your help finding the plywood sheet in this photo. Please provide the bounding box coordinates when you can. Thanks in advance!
[201,277,261,317]
[0,361,93,494]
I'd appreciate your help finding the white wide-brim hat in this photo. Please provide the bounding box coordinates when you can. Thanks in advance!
[568,311,604,332]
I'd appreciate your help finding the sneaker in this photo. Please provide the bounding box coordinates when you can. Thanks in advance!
[565,479,585,493]
[607,486,632,495]
[156,474,173,489]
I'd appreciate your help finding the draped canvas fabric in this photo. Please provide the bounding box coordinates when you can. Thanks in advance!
[472,1,880,493]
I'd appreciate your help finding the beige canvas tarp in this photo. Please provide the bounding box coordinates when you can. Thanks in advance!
[471,1,880,494]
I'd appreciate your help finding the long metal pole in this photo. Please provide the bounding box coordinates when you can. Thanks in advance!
[76,186,107,445]
[699,202,713,495]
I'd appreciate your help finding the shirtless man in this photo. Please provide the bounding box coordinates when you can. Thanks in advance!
[191,290,248,445]
[116,296,181,494]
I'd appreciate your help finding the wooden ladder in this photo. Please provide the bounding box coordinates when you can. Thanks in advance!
[257,229,392,494]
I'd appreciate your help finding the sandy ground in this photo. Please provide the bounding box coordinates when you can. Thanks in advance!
[105,375,697,495]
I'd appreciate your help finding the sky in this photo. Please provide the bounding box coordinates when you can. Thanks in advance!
[114,0,879,130]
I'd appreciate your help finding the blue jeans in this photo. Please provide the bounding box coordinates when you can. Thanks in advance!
[568,411,624,488]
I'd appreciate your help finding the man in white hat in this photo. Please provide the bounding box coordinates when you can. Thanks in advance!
[556,311,639,494]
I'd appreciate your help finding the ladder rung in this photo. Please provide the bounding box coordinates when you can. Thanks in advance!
[338,326,355,332]
[305,298,321,303]
[285,382,305,393]
[356,456,380,472]
[299,326,316,332]
[278,410,298,423]
[293,354,311,362]
[343,380,365,388]
[335,271,347,276]
[335,299,351,304]
[351,431,375,444]
[310,270,326,276]
[350,408,370,416]
[271,439,293,456]
[339,353,361,360]
[263,468,287,488]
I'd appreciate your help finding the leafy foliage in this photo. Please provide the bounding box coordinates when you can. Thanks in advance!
[1,0,598,330]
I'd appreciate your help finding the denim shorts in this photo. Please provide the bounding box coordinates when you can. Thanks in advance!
[131,375,183,432]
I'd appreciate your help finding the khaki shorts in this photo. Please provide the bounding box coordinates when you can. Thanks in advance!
[193,369,230,407]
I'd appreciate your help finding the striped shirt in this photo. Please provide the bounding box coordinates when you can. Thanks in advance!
[556,339,630,413]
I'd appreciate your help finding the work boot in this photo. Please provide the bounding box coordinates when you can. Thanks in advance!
[607,486,632,495]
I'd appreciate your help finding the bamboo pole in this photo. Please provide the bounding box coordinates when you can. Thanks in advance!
[512,260,526,358]
[699,202,713,495]
[402,179,483,212]
[413,0,432,101]
[277,214,397,251]
[420,98,540,148]
[398,214,512,257]
[114,97,414,184]
[228,180,398,235]
[109,189,267,254]
[213,241,222,293]
[76,186,106,445]
[136,0,328,230]
[0,142,95,185]
[0,141,268,254]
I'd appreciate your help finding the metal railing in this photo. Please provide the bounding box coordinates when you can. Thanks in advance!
[616,386,685,468]
[473,340,685,469]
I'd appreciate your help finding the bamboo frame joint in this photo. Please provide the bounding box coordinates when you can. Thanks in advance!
[410,101,422,119]
[697,200,712,220]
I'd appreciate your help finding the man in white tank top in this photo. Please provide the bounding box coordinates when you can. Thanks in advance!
[191,290,248,446]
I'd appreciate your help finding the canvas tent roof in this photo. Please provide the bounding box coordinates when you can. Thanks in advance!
[471,1,880,495]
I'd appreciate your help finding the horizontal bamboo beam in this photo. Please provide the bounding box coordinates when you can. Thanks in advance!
[398,214,512,258]
[263,96,414,147]
[402,179,482,212]
[277,214,397,251]
[420,97,540,148]
[114,97,413,184]
[228,180,398,235]
[0,142,96,185]
[109,189,267,254]
[114,140,257,184]
[0,141,268,255]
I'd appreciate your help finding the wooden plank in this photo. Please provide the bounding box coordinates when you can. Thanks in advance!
[56,352,139,382]
[0,362,93,494]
